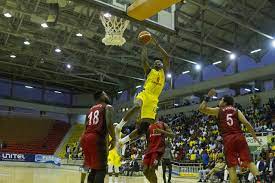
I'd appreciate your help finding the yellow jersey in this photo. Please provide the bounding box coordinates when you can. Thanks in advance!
[143,68,165,97]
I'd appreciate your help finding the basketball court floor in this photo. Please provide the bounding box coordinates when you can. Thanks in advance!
[0,165,197,183]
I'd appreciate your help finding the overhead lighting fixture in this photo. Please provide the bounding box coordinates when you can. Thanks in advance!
[229,53,236,60]
[213,61,222,65]
[55,48,61,53]
[54,90,62,94]
[25,85,33,89]
[24,40,30,45]
[76,33,83,37]
[272,40,275,48]
[66,64,71,69]
[254,88,259,91]
[195,64,201,71]
[174,104,179,106]
[250,49,261,54]
[244,88,251,92]
[167,73,172,78]
[10,54,16,58]
[212,96,218,99]
[103,12,112,18]
[4,12,12,18]
[182,70,190,75]
[136,85,142,89]
[118,91,123,94]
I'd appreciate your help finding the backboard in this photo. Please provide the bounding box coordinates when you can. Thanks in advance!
[93,0,176,31]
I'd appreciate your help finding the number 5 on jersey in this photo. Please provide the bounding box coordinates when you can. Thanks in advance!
[226,113,233,126]
[88,110,100,125]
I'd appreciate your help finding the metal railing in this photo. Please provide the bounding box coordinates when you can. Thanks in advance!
[171,162,203,175]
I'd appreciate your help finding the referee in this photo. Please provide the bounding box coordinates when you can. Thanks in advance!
[162,139,173,183]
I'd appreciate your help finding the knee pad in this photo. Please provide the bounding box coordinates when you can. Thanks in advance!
[137,121,150,135]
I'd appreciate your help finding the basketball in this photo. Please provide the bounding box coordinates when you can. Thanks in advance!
[138,31,152,45]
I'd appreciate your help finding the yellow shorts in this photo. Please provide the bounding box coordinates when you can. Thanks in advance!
[108,149,121,167]
[135,91,158,119]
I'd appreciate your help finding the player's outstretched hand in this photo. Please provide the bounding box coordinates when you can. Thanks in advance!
[109,139,116,151]
[208,89,216,97]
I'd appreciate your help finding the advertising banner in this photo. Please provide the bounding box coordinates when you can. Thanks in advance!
[0,153,34,162]
[0,152,61,166]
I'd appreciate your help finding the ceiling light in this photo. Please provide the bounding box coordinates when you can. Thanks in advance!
[250,49,261,54]
[229,53,236,60]
[4,12,12,18]
[24,40,30,45]
[54,90,62,94]
[66,64,71,69]
[182,70,190,75]
[103,13,112,18]
[25,85,33,89]
[254,88,259,91]
[212,96,218,99]
[76,33,83,37]
[136,85,142,89]
[272,40,275,48]
[245,88,251,92]
[10,54,16,58]
[167,73,172,78]
[118,91,123,94]
[213,61,222,65]
[195,64,201,71]
[41,23,48,28]
[55,48,61,53]
[174,104,179,106]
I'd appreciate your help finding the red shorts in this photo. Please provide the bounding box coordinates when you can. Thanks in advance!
[80,133,107,170]
[143,151,163,168]
[223,134,252,168]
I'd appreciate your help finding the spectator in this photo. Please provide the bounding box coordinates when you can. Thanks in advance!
[201,150,209,167]
[205,157,226,181]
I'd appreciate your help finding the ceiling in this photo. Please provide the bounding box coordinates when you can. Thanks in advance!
[0,0,274,95]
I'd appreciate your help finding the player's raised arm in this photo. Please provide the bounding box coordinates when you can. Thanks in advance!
[155,123,174,138]
[141,46,151,76]
[237,110,261,145]
[106,105,116,150]
[151,37,169,72]
[198,89,219,117]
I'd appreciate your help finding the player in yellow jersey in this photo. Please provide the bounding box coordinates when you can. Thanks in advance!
[108,124,122,183]
[116,36,169,145]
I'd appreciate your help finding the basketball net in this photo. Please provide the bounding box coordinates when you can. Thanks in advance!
[100,13,130,46]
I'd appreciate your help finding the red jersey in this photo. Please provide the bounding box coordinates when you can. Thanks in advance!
[218,106,243,138]
[147,121,166,153]
[84,103,107,138]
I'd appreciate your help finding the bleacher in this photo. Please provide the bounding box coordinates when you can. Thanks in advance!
[58,124,84,158]
[0,116,71,155]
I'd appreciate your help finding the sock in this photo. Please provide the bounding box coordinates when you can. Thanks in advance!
[116,119,126,130]
[120,135,130,144]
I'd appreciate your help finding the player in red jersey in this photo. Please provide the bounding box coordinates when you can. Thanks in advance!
[199,89,262,183]
[80,91,116,183]
[143,120,174,183]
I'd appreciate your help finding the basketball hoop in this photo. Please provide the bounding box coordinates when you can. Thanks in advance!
[100,13,130,46]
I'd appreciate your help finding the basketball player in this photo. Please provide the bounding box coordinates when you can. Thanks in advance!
[198,89,262,183]
[116,33,169,145]
[80,91,116,183]
[143,120,174,183]
[108,123,121,183]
